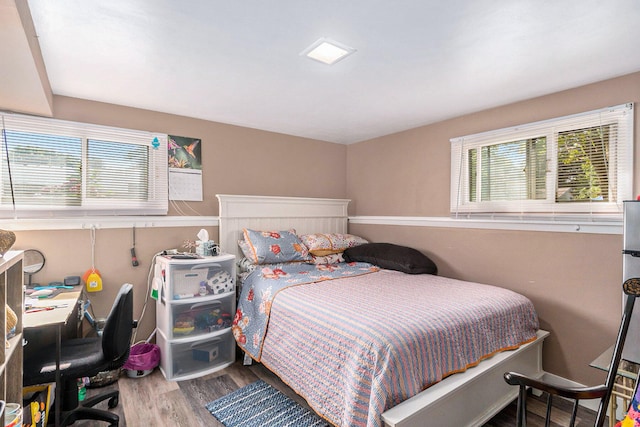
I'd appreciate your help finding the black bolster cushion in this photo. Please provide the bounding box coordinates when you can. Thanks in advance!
[343,243,437,275]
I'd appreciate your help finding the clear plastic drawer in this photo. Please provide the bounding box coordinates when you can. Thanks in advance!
[157,330,235,380]
[166,259,236,300]
[157,294,234,339]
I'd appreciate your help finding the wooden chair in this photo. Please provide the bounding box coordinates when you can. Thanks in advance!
[504,277,640,427]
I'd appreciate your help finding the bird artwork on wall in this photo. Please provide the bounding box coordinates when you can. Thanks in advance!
[168,135,203,202]
[168,135,201,169]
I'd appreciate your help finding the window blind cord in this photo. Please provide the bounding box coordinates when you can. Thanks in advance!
[0,119,17,219]
[169,198,203,216]
[90,226,96,272]
[454,139,464,219]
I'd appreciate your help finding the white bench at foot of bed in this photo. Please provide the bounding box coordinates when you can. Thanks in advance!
[382,329,549,427]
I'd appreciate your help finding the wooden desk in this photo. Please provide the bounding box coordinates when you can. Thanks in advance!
[23,291,81,329]
[23,290,82,427]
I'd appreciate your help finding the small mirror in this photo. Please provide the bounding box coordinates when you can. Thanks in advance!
[24,249,45,286]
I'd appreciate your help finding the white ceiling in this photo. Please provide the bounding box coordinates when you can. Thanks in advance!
[22,0,640,144]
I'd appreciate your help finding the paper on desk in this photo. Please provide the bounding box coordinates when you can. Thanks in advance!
[25,297,69,308]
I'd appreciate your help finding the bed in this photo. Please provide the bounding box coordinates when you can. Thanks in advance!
[216,194,549,427]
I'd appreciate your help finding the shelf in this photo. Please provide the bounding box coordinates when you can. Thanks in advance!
[0,333,23,384]
[0,250,24,418]
[5,334,22,363]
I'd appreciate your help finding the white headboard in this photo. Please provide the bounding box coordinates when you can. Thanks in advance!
[216,194,350,260]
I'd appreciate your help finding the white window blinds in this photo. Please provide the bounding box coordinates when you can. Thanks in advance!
[0,113,168,217]
[450,103,634,219]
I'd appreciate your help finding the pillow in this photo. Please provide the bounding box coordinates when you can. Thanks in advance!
[299,233,368,256]
[238,240,255,261]
[343,243,437,275]
[242,228,310,264]
[307,253,344,265]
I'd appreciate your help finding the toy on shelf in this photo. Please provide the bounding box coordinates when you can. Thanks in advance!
[173,314,195,335]
[173,308,232,336]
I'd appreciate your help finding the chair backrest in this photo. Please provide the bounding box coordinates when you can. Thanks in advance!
[102,283,134,362]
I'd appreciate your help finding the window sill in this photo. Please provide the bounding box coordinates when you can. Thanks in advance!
[0,216,218,231]
[348,216,622,235]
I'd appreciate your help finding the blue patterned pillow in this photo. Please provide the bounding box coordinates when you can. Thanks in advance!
[242,229,310,264]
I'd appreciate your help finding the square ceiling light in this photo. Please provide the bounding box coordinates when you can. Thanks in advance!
[300,37,356,65]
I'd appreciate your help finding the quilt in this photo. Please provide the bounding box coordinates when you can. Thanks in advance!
[232,261,379,360]
[255,269,539,427]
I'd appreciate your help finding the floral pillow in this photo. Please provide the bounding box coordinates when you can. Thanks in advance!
[308,253,345,265]
[241,228,310,264]
[299,233,368,256]
[238,239,255,262]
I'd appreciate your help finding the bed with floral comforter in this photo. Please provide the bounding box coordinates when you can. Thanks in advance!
[232,263,539,427]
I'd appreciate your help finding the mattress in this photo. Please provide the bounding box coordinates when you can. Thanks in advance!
[235,266,539,427]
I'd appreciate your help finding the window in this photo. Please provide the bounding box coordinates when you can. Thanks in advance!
[451,103,633,218]
[0,113,168,218]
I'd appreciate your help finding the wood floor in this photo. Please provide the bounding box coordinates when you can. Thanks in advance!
[76,360,603,427]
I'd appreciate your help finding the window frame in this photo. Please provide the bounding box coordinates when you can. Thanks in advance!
[450,103,634,218]
[0,113,168,218]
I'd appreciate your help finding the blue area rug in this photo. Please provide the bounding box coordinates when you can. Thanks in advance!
[206,380,328,427]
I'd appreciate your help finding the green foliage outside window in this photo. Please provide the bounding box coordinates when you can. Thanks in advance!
[556,126,609,202]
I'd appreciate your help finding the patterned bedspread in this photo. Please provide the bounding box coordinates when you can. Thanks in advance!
[233,262,380,360]
[250,268,539,427]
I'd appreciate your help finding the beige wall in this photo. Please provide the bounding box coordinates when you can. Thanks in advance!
[346,72,640,386]
[347,72,640,216]
[10,71,640,386]
[13,96,347,340]
[53,96,348,216]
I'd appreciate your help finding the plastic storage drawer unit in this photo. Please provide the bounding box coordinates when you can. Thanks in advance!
[154,253,236,380]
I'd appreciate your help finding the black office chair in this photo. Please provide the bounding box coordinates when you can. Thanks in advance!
[504,277,640,427]
[24,283,135,426]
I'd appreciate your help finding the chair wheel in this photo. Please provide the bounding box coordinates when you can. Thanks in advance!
[108,395,119,409]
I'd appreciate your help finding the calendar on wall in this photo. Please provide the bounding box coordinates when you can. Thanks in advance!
[168,135,203,201]
[169,168,202,201]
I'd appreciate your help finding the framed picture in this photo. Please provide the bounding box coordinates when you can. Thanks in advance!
[168,135,203,201]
